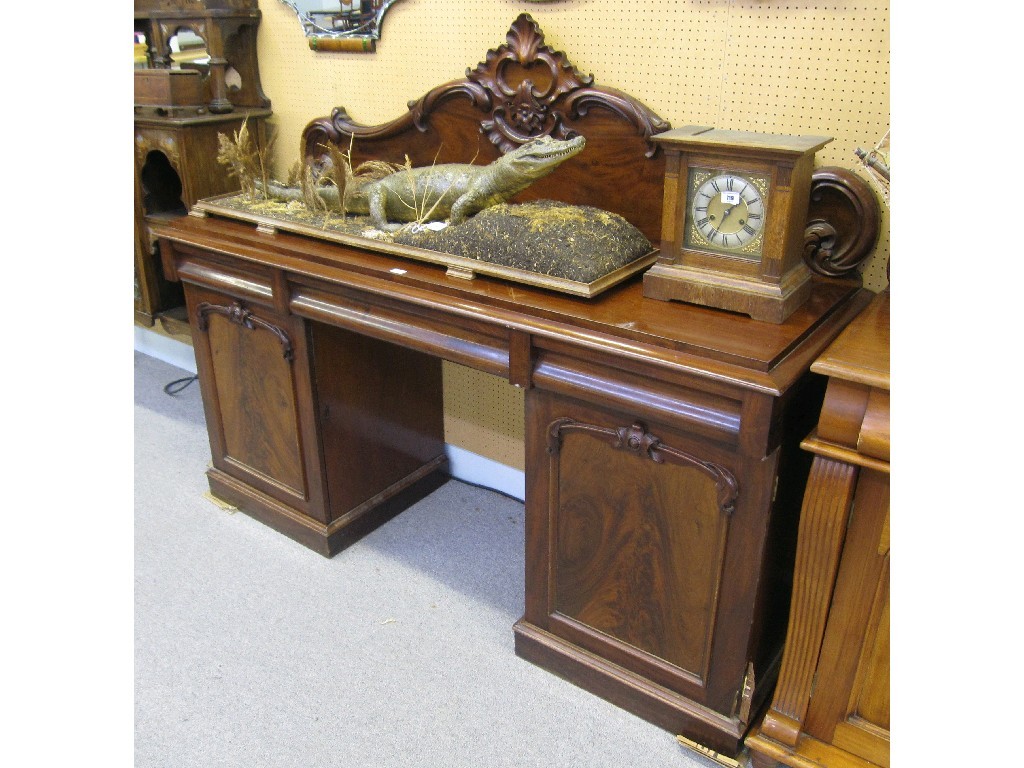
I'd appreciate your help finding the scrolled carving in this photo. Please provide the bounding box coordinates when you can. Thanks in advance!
[304,13,670,161]
[563,88,671,158]
[469,14,593,151]
[466,14,668,154]
[195,301,294,361]
[547,418,739,514]
[803,166,882,278]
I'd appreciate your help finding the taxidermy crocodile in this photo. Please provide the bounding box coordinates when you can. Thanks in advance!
[267,135,586,231]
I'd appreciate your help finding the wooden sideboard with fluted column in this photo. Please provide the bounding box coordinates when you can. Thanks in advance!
[149,15,885,762]
[746,288,890,768]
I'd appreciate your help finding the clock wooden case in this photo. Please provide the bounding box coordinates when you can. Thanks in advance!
[644,126,832,323]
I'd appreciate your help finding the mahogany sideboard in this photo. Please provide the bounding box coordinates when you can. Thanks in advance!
[745,289,890,768]
[151,209,872,758]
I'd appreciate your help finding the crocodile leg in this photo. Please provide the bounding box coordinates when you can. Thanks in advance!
[368,186,400,232]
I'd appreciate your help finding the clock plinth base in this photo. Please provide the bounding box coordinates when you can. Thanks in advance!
[643,263,811,323]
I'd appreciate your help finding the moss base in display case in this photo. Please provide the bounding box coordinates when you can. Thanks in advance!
[191,195,657,297]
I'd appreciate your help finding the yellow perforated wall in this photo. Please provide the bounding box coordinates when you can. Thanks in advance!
[255,0,890,470]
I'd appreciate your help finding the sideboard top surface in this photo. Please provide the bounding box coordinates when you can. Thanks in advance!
[154,213,871,392]
[811,289,890,390]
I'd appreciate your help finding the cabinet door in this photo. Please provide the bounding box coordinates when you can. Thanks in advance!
[804,467,890,767]
[521,389,778,735]
[186,283,327,521]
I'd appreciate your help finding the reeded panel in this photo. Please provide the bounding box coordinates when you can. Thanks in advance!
[553,431,730,680]
[207,312,306,496]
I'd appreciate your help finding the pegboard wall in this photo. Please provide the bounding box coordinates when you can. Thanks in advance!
[255,0,890,470]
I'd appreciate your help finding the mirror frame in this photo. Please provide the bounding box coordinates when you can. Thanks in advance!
[279,0,405,52]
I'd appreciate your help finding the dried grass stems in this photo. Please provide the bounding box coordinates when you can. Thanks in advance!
[395,146,479,235]
[216,118,273,202]
[301,141,460,239]
[220,133,482,236]
[210,141,652,283]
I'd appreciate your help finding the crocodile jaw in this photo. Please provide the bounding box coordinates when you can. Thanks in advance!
[504,135,586,181]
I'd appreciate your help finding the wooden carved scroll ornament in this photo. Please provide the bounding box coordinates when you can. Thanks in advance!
[299,13,670,245]
[195,301,294,361]
[304,13,670,157]
[804,167,882,278]
[547,418,739,515]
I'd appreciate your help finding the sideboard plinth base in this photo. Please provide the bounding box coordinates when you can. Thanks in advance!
[513,619,747,759]
[207,461,449,557]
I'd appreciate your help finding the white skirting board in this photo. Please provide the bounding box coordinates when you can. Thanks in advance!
[134,326,526,502]
[134,326,197,374]
[441,444,525,502]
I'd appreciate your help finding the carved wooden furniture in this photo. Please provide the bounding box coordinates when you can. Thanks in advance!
[134,110,271,328]
[150,15,879,760]
[745,289,890,768]
[134,1,272,328]
[134,0,270,116]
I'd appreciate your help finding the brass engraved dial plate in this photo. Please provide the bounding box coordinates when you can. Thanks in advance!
[684,168,770,261]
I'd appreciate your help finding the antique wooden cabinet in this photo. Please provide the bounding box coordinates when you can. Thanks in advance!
[745,289,890,768]
[134,0,271,328]
[134,110,270,328]
[182,278,448,553]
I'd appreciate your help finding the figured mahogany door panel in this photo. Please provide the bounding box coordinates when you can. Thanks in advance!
[537,407,741,699]
[804,467,890,766]
[311,322,446,522]
[187,284,311,507]
[206,307,304,493]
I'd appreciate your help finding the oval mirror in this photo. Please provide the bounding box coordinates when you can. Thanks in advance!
[280,1,405,52]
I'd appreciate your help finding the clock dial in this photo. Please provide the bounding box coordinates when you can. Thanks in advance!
[685,169,769,259]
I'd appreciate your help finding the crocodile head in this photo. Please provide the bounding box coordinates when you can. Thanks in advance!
[498,135,586,181]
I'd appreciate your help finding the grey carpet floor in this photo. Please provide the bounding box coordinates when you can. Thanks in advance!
[134,350,721,768]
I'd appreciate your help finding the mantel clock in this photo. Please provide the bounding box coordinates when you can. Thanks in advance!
[643,126,832,323]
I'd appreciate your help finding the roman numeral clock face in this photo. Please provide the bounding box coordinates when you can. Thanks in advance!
[685,169,770,260]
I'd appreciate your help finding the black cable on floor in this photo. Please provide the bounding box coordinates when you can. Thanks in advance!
[163,374,198,395]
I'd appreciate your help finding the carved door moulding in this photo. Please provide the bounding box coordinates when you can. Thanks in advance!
[547,417,739,514]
